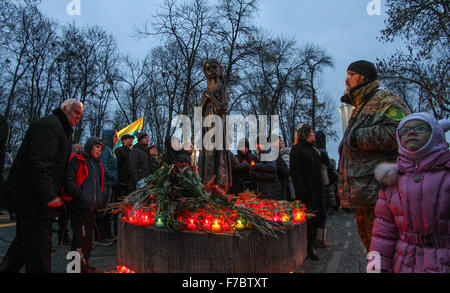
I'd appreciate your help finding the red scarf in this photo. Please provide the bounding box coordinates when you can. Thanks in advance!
[61,153,104,202]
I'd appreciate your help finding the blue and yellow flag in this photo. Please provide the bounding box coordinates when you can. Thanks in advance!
[114,116,144,150]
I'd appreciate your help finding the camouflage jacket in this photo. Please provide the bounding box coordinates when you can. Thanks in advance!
[337,80,411,208]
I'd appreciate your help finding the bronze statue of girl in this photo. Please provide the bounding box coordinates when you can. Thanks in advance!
[198,59,232,192]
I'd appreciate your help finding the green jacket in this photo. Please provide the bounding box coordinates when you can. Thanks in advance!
[337,80,411,208]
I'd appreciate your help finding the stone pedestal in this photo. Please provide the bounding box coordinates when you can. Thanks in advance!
[118,222,307,273]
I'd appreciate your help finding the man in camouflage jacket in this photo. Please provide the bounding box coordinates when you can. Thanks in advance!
[337,60,411,251]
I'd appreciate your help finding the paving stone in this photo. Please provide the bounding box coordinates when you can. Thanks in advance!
[299,209,368,273]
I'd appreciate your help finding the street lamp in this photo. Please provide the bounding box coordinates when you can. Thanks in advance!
[339,104,354,135]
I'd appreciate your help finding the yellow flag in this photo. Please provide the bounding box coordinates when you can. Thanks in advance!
[114,117,144,150]
[117,116,144,140]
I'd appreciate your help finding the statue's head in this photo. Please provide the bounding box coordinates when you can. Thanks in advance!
[203,59,223,81]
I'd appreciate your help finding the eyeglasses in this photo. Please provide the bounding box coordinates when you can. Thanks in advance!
[398,125,430,136]
[346,71,358,79]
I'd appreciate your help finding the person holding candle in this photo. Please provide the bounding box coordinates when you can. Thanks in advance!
[230,138,258,195]
[249,136,283,200]
[370,113,450,273]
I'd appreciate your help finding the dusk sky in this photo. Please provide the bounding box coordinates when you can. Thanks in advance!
[38,0,402,161]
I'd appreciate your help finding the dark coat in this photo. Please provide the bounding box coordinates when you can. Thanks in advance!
[0,114,8,184]
[5,108,73,214]
[64,140,104,211]
[276,153,291,201]
[230,150,258,195]
[149,155,162,173]
[114,145,131,185]
[128,143,152,191]
[249,150,283,200]
[161,142,191,166]
[100,130,118,186]
[177,150,192,165]
[290,140,326,223]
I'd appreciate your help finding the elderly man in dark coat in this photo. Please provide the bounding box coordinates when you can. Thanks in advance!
[0,99,83,273]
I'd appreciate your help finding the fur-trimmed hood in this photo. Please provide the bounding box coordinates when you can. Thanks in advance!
[375,162,399,187]
[375,148,450,187]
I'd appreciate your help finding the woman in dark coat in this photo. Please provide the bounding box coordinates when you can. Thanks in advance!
[289,124,326,261]
[314,131,334,248]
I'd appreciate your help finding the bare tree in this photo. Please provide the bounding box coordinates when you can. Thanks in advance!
[0,1,42,120]
[119,55,152,122]
[377,0,449,118]
[298,43,334,131]
[242,34,302,117]
[55,24,119,142]
[136,0,212,116]
[380,0,449,56]
[212,0,259,85]
[377,48,449,118]
[150,44,185,141]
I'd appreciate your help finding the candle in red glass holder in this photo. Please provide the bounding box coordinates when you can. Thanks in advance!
[272,214,281,222]
[203,218,212,230]
[293,210,306,223]
[187,218,197,230]
[141,213,151,226]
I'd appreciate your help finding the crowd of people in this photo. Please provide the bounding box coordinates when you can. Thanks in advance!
[0,59,448,273]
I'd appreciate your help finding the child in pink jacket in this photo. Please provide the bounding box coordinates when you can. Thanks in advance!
[370,112,450,273]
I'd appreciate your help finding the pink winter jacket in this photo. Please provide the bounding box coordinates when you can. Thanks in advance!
[370,148,450,273]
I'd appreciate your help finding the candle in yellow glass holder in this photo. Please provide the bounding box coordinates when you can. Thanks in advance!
[235,217,247,231]
[212,219,221,232]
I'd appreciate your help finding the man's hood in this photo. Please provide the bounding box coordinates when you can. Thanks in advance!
[102,129,115,148]
[84,137,104,158]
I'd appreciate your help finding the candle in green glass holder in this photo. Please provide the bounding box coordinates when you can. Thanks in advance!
[155,216,165,229]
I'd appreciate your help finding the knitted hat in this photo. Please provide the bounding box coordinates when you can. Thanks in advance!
[137,132,149,143]
[121,134,133,141]
[347,60,378,82]
[397,112,450,160]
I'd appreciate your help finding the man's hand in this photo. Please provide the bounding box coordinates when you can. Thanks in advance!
[47,197,63,208]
